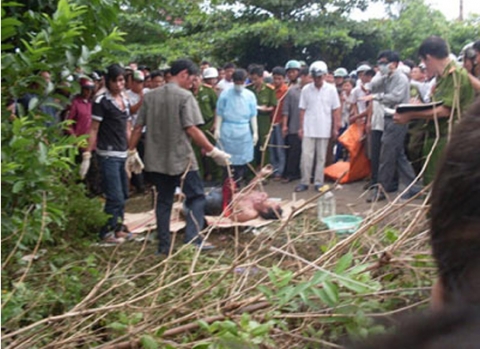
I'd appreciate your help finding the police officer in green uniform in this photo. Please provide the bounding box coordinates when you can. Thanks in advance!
[246,65,277,167]
[394,36,474,185]
[192,69,221,183]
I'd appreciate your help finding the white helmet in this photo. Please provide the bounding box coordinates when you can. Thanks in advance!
[309,60,328,77]
[203,67,219,79]
[333,67,348,77]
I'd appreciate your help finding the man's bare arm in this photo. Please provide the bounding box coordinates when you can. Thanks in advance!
[332,107,341,137]
[298,108,305,139]
[129,124,143,150]
[468,73,480,92]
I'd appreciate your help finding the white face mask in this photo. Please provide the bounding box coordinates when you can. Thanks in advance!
[379,64,389,76]
[234,84,244,93]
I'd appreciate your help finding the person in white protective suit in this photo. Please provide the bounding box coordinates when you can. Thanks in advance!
[215,68,258,185]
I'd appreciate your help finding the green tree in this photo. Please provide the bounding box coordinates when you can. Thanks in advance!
[118,0,380,69]
[382,0,449,60]
[1,0,124,248]
[446,14,480,56]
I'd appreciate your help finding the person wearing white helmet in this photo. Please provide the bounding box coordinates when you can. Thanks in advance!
[203,67,219,87]
[333,67,348,93]
[294,61,341,192]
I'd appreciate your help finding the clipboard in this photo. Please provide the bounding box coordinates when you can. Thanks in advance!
[395,100,444,114]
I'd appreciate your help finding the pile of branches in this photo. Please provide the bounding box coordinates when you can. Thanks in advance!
[1,184,435,349]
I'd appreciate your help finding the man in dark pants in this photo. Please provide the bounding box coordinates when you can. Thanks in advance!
[129,59,230,255]
[363,50,421,201]
[281,67,311,183]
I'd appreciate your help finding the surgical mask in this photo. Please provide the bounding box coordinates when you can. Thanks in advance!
[379,63,389,76]
[234,84,244,93]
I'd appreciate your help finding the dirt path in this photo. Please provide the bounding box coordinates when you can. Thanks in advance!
[249,178,386,216]
[126,177,398,216]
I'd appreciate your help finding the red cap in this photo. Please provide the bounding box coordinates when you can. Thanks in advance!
[79,77,95,89]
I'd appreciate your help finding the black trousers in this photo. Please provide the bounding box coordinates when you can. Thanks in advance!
[283,133,301,180]
[147,171,205,254]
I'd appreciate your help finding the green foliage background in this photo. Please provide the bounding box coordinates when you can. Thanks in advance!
[117,0,479,70]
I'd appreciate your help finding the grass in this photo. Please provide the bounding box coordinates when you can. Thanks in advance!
[1,189,436,349]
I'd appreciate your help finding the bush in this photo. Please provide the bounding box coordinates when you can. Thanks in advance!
[1,0,125,252]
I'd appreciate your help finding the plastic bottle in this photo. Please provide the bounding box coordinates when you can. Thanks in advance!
[317,191,336,221]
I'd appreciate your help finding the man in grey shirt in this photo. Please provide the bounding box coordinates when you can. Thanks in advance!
[129,59,230,255]
[281,67,311,183]
[363,50,420,202]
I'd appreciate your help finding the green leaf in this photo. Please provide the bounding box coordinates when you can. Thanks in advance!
[130,312,143,325]
[322,280,339,305]
[140,335,158,349]
[197,320,210,331]
[257,285,273,298]
[250,323,272,337]
[38,142,48,164]
[107,322,127,332]
[337,277,371,294]
[314,288,336,307]
[12,181,24,194]
[192,344,210,349]
[347,263,370,275]
[334,253,353,274]
[311,270,329,284]
[220,320,238,334]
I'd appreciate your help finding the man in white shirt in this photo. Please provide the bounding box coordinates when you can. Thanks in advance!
[295,61,341,192]
[216,62,236,94]
[349,64,375,123]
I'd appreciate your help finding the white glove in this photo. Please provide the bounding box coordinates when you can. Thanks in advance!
[206,147,231,166]
[250,116,259,146]
[214,116,222,140]
[79,151,91,179]
[126,149,144,175]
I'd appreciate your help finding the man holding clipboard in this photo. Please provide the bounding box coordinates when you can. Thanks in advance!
[362,50,421,202]
[394,36,475,184]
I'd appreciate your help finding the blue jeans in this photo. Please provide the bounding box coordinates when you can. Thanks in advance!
[98,155,129,239]
[147,171,206,255]
[269,124,286,176]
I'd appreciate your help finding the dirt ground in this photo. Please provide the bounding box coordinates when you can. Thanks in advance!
[127,167,430,217]
[121,175,426,270]
[253,177,380,215]
[125,176,409,221]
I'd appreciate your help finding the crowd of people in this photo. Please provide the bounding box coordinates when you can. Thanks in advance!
[12,36,479,253]
[6,31,480,349]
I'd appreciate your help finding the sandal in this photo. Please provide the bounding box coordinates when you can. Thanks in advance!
[294,184,308,192]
